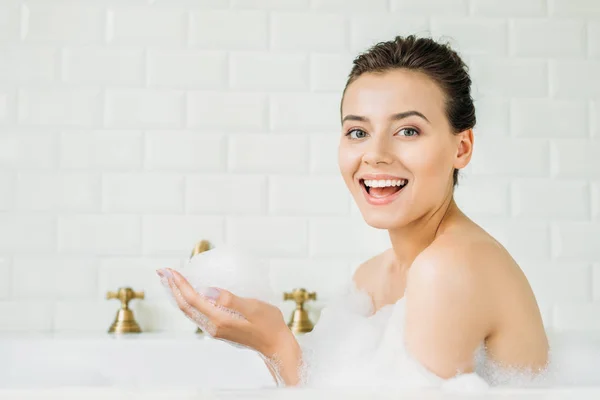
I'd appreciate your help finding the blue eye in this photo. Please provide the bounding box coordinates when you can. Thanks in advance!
[346,129,368,139]
[398,128,419,137]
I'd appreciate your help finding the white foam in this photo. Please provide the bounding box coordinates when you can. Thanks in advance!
[161,246,600,391]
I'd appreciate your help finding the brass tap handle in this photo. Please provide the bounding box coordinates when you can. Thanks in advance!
[190,239,212,259]
[106,287,145,310]
[283,288,317,309]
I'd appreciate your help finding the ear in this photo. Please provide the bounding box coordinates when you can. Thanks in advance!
[454,129,474,170]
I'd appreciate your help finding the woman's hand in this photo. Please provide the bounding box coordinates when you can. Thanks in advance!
[157,268,294,358]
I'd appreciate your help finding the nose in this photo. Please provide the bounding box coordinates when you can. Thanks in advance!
[362,134,393,165]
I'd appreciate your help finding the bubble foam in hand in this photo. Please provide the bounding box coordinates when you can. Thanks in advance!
[181,245,273,302]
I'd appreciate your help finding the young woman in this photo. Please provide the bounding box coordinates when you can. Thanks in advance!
[157,35,549,387]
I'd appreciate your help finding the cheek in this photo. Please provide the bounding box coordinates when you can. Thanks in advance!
[401,140,452,179]
[337,143,360,179]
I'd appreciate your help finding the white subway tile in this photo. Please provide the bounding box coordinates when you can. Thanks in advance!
[102,173,184,213]
[0,215,55,254]
[110,7,186,45]
[552,223,600,262]
[454,176,510,217]
[187,92,266,130]
[0,47,58,84]
[0,91,9,123]
[54,301,115,332]
[190,10,267,49]
[593,264,600,301]
[0,2,20,43]
[60,131,142,170]
[473,97,509,137]
[271,13,346,51]
[553,303,600,331]
[590,22,600,58]
[99,257,180,301]
[269,258,351,300]
[63,47,144,85]
[0,258,10,299]
[226,216,308,257]
[309,134,341,174]
[12,257,97,299]
[270,93,340,131]
[0,302,54,331]
[105,90,184,128]
[510,20,586,57]
[311,0,388,11]
[232,0,309,9]
[551,61,600,98]
[431,18,507,55]
[229,134,309,173]
[269,175,350,215]
[18,89,101,126]
[476,220,551,260]
[350,15,430,52]
[0,133,57,169]
[17,172,100,212]
[310,53,354,92]
[391,0,467,14]
[0,173,14,211]
[471,0,546,16]
[549,0,600,17]
[148,50,226,89]
[145,131,226,171]
[309,217,391,258]
[58,215,140,255]
[470,58,547,97]
[230,53,308,90]
[521,261,592,303]
[469,137,550,177]
[142,216,225,256]
[511,99,588,138]
[512,179,589,220]
[551,140,600,178]
[186,174,266,215]
[593,101,600,137]
[23,3,106,43]
[592,182,600,221]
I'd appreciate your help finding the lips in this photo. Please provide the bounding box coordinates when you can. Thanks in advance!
[359,178,409,206]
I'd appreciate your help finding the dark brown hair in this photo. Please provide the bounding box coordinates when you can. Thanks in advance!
[342,35,476,187]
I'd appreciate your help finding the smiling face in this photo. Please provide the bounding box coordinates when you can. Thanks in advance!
[338,68,469,230]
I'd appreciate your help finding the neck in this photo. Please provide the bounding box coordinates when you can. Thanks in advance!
[388,191,460,270]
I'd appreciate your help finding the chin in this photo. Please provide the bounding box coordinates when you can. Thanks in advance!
[358,207,407,230]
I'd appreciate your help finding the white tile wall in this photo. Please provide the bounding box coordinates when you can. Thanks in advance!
[1,0,599,333]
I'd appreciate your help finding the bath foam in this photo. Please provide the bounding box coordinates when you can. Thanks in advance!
[161,246,273,341]
[295,282,556,391]
[160,246,600,390]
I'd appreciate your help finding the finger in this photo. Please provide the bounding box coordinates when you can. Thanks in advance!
[212,288,256,319]
[169,269,255,319]
[163,270,217,334]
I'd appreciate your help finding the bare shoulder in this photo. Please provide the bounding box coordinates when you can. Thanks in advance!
[409,224,513,294]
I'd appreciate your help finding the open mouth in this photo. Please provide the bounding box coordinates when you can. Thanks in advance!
[360,178,408,199]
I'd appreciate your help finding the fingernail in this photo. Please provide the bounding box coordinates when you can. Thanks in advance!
[156,269,164,278]
[201,287,221,301]
[160,268,173,279]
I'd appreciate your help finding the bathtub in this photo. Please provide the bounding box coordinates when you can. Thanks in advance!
[2,331,600,399]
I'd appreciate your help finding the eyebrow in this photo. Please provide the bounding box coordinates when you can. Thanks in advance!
[342,110,430,124]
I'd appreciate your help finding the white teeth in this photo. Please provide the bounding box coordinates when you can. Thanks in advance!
[363,179,407,188]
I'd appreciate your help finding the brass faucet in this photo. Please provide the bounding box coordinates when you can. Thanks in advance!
[190,239,213,334]
[284,288,317,334]
[106,287,144,334]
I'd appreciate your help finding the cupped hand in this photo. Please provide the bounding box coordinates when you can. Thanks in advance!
[157,268,293,358]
